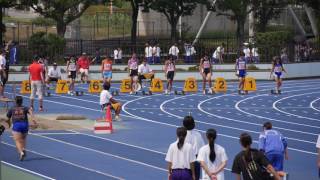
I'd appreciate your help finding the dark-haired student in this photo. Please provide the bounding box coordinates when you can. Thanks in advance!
[232,133,280,180]
[6,96,37,161]
[183,116,205,180]
[99,82,121,121]
[197,129,227,180]
[166,127,196,180]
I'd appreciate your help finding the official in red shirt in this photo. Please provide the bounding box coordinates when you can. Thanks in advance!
[77,52,94,83]
[29,58,44,111]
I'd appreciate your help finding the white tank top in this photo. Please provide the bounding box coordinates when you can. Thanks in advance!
[129,59,138,70]
[167,62,175,72]
[68,61,77,71]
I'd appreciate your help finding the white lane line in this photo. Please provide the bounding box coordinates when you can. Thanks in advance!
[310,98,320,112]
[1,161,56,180]
[273,92,320,121]
[30,132,79,135]
[235,88,320,130]
[1,142,124,180]
[30,133,167,172]
[122,92,317,155]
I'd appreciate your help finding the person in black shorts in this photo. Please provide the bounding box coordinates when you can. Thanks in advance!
[128,53,139,94]
[67,56,78,95]
[199,54,213,94]
[164,56,175,94]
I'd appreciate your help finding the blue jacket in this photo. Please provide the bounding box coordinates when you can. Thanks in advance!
[259,129,287,155]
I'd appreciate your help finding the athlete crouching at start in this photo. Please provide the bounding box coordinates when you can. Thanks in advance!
[99,82,121,121]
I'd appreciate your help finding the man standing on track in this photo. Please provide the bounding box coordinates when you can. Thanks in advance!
[29,57,45,111]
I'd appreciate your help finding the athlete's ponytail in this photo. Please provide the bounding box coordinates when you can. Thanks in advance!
[177,127,187,150]
[240,133,253,162]
[206,129,217,163]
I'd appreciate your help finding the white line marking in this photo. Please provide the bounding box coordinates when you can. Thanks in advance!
[235,88,320,131]
[29,133,167,172]
[1,161,56,180]
[30,132,79,135]
[273,92,320,121]
[1,142,124,180]
[310,98,320,112]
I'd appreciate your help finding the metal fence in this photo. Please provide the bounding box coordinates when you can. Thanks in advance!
[11,36,320,65]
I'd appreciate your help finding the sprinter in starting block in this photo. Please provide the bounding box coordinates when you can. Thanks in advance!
[270,56,287,95]
[99,82,121,120]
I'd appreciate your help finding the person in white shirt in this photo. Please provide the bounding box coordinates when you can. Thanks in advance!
[166,127,196,180]
[145,43,153,64]
[46,63,61,87]
[251,47,259,63]
[197,129,228,180]
[99,82,121,120]
[152,43,161,64]
[0,50,7,97]
[66,56,78,96]
[138,59,154,87]
[243,43,252,63]
[169,43,179,61]
[212,43,225,64]
[114,47,122,64]
[184,42,196,63]
[183,116,205,180]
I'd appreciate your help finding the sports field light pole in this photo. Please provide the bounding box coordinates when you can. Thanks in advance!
[192,0,217,45]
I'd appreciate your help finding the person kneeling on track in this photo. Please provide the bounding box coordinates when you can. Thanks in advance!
[6,96,38,161]
[128,53,139,94]
[46,62,61,87]
[99,82,121,121]
[138,58,154,88]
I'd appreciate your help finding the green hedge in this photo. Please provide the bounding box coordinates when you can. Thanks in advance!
[255,31,293,62]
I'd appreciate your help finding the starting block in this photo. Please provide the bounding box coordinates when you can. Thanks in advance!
[278,171,288,180]
[44,92,51,97]
[271,89,281,94]
[142,90,152,95]
[204,89,215,95]
[174,90,185,95]
[75,91,84,96]
[111,90,119,96]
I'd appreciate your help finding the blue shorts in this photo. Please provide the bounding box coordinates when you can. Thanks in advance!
[147,57,153,64]
[238,70,246,78]
[103,71,112,79]
[266,153,284,171]
[274,72,282,78]
[154,56,161,64]
[12,121,29,134]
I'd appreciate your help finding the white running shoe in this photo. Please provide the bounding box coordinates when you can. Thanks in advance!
[203,90,206,95]
[165,89,168,95]
[208,88,213,94]
[115,115,120,121]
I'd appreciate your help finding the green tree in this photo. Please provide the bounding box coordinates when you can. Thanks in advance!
[144,0,209,41]
[127,0,142,46]
[22,0,93,37]
[0,0,20,45]
[215,0,252,46]
[252,0,289,32]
